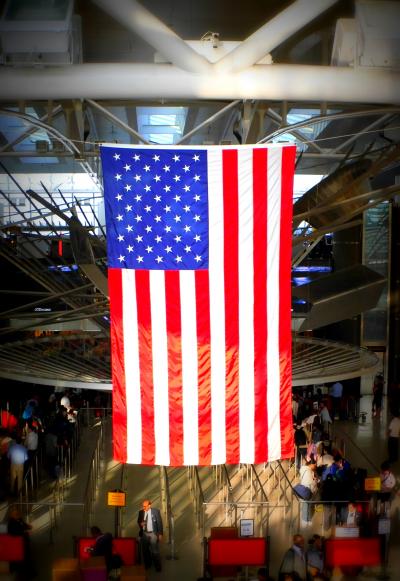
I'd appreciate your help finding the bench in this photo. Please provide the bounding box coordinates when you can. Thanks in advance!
[76,537,138,566]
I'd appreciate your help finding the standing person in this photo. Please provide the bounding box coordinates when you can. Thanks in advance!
[306,534,325,579]
[137,499,163,572]
[24,425,38,463]
[372,373,384,418]
[298,460,318,526]
[330,381,343,420]
[378,461,397,514]
[279,534,307,581]
[388,412,400,463]
[60,390,71,410]
[8,437,28,495]
[319,402,332,438]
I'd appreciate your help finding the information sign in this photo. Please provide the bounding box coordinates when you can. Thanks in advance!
[107,491,126,507]
[240,519,254,537]
[364,477,381,492]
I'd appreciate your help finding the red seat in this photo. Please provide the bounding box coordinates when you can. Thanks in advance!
[208,538,267,566]
[112,538,137,566]
[0,535,24,562]
[77,537,137,566]
[77,538,96,560]
[325,538,381,567]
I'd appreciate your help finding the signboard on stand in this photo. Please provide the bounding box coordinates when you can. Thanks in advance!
[240,519,254,537]
[364,477,381,492]
[107,490,126,507]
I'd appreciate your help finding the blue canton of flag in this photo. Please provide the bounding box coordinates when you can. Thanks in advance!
[101,146,209,270]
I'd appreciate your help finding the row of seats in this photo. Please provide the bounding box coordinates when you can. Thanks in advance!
[53,537,141,580]
[204,527,382,578]
[75,536,137,565]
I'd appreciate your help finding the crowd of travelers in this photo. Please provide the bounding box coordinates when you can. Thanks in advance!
[291,375,399,579]
[0,388,83,500]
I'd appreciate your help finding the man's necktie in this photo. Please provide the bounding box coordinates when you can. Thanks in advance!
[144,512,148,532]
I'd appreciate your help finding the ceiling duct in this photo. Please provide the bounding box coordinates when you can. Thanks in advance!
[0,0,81,65]
[293,264,385,331]
[332,1,400,68]
[293,158,372,229]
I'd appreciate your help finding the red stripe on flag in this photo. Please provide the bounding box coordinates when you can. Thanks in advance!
[109,268,127,463]
[279,146,296,458]
[165,271,184,466]
[252,149,269,463]
[195,270,212,465]
[135,270,155,465]
[223,149,240,464]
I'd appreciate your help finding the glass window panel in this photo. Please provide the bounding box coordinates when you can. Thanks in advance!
[4,0,70,21]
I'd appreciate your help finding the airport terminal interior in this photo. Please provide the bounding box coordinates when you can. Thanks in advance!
[0,0,400,579]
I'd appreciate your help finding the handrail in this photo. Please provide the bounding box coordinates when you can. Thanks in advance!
[194,466,205,505]
[222,465,233,499]
[162,467,177,560]
[187,466,205,532]
[17,409,83,512]
[11,501,85,544]
[335,427,380,473]
[277,460,297,496]
[202,499,272,537]
[82,417,105,534]
[250,465,268,502]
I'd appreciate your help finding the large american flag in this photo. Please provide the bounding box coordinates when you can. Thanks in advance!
[101,143,295,466]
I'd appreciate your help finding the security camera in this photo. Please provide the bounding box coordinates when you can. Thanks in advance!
[211,32,220,48]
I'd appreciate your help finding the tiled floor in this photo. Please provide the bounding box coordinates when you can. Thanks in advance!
[22,395,400,580]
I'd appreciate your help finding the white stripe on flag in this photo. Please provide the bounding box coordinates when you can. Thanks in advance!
[207,149,226,464]
[267,147,283,460]
[150,271,170,465]
[238,148,255,463]
[122,269,142,464]
[180,270,199,465]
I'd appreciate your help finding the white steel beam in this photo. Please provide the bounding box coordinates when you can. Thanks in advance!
[86,99,149,144]
[214,0,339,74]
[92,0,211,74]
[1,64,399,104]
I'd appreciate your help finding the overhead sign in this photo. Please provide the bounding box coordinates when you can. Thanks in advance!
[107,490,126,507]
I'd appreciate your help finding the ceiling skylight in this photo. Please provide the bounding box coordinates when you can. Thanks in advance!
[137,106,188,145]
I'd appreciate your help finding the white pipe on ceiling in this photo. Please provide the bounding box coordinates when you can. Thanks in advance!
[92,0,211,74]
[214,0,339,73]
[1,64,399,104]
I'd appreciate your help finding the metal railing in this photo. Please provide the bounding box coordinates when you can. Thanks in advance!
[162,467,178,560]
[201,500,278,538]
[188,461,296,535]
[295,498,372,535]
[187,466,205,531]
[11,501,86,543]
[16,410,84,509]
[3,408,107,544]
[82,405,112,428]
[82,417,106,534]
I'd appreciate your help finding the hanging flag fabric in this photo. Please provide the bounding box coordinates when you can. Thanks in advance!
[101,143,296,466]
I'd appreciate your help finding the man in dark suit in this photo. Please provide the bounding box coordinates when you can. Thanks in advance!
[137,499,163,571]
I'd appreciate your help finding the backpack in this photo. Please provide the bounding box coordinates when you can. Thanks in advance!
[110,553,123,569]
[293,483,312,500]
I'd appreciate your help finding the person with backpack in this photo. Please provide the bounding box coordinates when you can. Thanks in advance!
[297,460,319,525]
